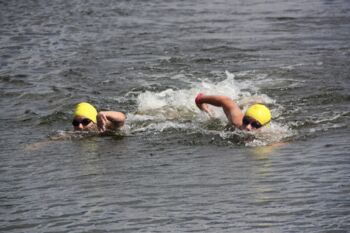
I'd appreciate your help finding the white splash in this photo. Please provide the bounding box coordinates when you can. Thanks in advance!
[131,71,294,146]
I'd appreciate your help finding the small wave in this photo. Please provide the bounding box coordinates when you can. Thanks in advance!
[130,121,195,134]
[289,110,349,137]
[48,129,127,141]
[49,130,100,140]
[244,123,295,147]
[198,122,294,147]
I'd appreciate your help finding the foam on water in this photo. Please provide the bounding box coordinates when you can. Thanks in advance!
[130,71,294,146]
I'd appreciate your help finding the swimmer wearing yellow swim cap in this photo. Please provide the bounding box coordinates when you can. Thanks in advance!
[72,102,126,132]
[195,93,271,131]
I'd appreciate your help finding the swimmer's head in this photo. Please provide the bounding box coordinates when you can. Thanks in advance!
[243,104,271,129]
[73,102,97,123]
[72,102,97,131]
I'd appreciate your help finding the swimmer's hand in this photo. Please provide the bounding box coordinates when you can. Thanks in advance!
[97,112,108,132]
[195,93,214,117]
[97,111,126,132]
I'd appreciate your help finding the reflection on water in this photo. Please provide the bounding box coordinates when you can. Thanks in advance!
[248,142,286,158]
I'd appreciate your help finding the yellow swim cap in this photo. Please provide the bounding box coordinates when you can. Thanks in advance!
[73,102,97,123]
[245,104,271,125]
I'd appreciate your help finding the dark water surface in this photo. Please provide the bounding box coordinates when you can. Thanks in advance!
[1,0,350,232]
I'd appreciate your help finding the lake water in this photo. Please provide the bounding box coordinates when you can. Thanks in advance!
[1,0,349,232]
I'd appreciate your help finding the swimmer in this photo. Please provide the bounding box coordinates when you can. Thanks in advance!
[72,102,126,132]
[195,93,271,131]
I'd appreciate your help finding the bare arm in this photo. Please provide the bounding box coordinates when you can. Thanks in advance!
[195,94,244,127]
[97,111,126,132]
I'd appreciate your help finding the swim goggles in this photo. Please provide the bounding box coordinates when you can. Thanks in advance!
[72,118,92,127]
[242,116,263,129]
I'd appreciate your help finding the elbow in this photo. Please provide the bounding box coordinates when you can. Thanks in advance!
[221,96,234,105]
[118,113,126,126]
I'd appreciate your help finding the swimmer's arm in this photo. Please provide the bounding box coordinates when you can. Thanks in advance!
[196,94,244,127]
[97,111,126,132]
[195,93,215,117]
